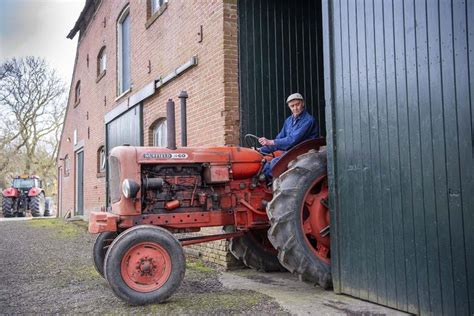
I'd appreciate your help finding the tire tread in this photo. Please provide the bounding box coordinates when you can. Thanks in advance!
[267,150,332,289]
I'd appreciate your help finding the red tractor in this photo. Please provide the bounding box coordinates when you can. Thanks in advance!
[2,175,50,218]
[89,101,330,305]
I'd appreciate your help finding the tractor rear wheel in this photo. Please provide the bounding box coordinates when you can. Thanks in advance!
[104,225,185,305]
[2,197,14,218]
[224,226,285,272]
[267,149,332,289]
[30,193,45,217]
[93,231,118,278]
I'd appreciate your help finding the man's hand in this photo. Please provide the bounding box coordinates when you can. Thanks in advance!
[258,137,275,146]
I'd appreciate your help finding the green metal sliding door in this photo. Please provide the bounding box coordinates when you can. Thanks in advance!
[323,0,474,314]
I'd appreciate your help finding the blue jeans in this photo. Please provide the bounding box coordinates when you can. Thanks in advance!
[262,156,282,178]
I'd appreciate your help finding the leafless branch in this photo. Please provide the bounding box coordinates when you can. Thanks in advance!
[0,57,67,192]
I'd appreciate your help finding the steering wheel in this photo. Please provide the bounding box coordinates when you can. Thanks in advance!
[244,134,274,157]
[244,134,261,149]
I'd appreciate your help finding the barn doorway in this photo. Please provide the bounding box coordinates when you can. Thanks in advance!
[238,0,325,142]
[104,104,143,206]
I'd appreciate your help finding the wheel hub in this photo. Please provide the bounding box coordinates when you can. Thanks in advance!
[137,257,157,276]
[302,176,330,264]
[121,242,172,292]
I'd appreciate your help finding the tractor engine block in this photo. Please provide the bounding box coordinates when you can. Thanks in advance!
[141,164,229,214]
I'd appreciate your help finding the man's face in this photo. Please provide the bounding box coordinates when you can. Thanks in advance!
[288,100,304,117]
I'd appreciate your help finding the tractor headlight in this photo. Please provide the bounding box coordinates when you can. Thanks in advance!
[122,179,140,199]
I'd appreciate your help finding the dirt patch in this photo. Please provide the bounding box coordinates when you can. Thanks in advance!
[0,219,288,314]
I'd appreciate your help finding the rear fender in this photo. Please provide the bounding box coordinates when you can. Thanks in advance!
[28,187,42,197]
[2,188,19,198]
[271,138,326,178]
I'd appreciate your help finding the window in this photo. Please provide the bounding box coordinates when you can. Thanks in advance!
[75,81,81,105]
[64,155,70,176]
[97,146,106,175]
[152,119,167,147]
[151,0,168,15]
[97,46,106,78]
[73,129,77,146]
[117,6,131,95]
[12,179,35,189]
[147,0,168,27]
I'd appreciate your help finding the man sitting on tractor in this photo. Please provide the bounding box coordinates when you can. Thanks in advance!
[258,93,319,177]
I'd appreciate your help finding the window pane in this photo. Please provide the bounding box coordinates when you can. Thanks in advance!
[64,156,70,175]
[120,13,131,93]
[151,0,159,13]
[75,82,80,101]
[13,179,34,189]
[99,147,106,172]
[99,49,106,74]
[153,120,167,147]
[102,53,106,71]
[151,0,167,14]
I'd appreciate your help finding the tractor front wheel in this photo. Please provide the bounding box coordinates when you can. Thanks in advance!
[225,226,285,272]
[267,149,332,289]
[30,193,45,217]
[104,225,185,305]
[2,197,14,218]
[93,231,118,278]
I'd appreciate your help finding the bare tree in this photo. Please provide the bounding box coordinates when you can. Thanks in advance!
[0,57,66,193]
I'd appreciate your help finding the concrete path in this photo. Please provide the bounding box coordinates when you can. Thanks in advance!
[220,269,408,315]
[0,216,33,222]
[0,216,56,222]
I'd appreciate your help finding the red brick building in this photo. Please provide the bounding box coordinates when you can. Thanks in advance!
[58,0,239,214]
[57,0,243,266]
[57,0,323,265]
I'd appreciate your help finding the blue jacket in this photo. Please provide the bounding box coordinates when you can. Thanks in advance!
[261,109,318,153]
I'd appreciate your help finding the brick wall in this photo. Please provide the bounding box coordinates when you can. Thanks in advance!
[57,0,239,267]
[141,0,239,148]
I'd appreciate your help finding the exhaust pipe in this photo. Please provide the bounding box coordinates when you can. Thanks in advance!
[166,99,176,150]
[178,91,188,147]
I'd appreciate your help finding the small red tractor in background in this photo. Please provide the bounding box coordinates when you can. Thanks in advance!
[89,99,330,305]
[2,175,51,218]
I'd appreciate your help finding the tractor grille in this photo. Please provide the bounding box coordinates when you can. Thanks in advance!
[109,156,121,204]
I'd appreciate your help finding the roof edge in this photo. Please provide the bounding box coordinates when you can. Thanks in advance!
[66,0,98,39]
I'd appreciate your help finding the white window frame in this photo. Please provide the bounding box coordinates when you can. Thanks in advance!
[117,6,130,95]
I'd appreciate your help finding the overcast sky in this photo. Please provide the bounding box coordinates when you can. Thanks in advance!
[0,0,85,83]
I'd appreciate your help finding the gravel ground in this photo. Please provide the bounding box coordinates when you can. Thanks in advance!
[0,219,289,315]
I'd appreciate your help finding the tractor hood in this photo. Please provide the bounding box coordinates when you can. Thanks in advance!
[110,145,264,180]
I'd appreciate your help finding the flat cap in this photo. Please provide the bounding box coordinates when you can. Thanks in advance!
[286,93,304,103]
